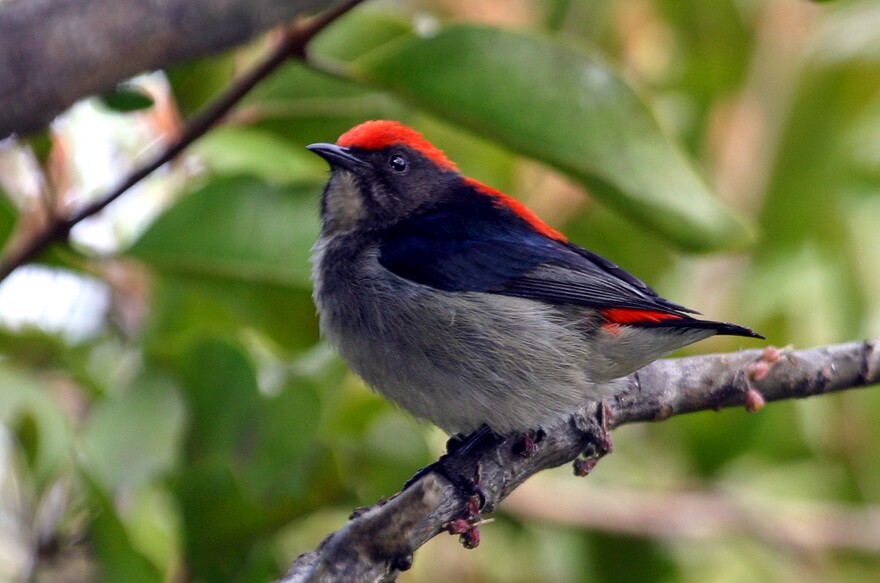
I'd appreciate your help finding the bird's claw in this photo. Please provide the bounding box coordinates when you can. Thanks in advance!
[742,346,786,412]
[513,428,545,457]
[572,400,613,476]
[444,491,494,549]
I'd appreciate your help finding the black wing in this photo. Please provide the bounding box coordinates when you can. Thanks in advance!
[378,201,695,315]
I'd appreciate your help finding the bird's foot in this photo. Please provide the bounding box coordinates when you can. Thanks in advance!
[572,400,613,477]
[443,473,493,549]
[403,425,497,491]
[513,428,546,457]
[741,346,785,413]
[402,426,500,548]
[405,454,489,548]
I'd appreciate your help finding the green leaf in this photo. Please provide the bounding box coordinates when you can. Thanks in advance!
[99,85,155,113]
[352,25,755,251]
[243,62,402,147]
[191,126,327,184]
[81,376,185,490]
[0,186,17,252]
[175,338,262,460]
[24,130,53,164]
[128,176,320,288]
[84,474,164,583]
[145,274,319,352]
[130,176,323,349]
[309,9,414,63]
[238,9,412,147]
[168,338,333,580]
[167,53,235,116]
[245,379,323,500]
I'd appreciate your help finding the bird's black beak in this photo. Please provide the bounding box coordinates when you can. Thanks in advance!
[306,143,371,171]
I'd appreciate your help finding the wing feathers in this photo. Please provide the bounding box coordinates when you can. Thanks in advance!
[377,198,759,338]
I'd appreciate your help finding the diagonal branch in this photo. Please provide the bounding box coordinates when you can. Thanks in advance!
[278,340,880,583]
[0,0,367,283]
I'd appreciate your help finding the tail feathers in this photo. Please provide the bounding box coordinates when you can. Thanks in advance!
[645,317,764,339]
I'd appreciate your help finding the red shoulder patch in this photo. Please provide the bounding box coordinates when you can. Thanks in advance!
[600,308,683,325]
[464,177,567,242]
[337,120,458,172]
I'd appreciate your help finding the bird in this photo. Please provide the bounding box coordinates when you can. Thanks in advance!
[307,120,762,438]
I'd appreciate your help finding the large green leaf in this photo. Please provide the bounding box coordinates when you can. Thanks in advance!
[309,8,414,63]
[85,473,164,583]
[351,25,755,251]
[168,338,333,580]
[81,376,185,491]
[129,177,322,350]
[175,338,263,460]
[191,126,327,184]
[128,176,320,288]
[145,274,319,353]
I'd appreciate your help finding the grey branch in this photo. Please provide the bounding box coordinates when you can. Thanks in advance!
[278,340,880,583]
[0,0,339,138]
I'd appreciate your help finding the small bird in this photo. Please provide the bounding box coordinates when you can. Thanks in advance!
[308,120,762,437]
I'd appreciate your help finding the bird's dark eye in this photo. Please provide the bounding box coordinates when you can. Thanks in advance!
[389,155,407,173]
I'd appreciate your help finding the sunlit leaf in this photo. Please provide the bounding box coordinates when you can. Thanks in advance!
[810,1,880,65]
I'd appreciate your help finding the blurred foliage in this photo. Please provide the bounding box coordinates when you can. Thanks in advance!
[98,85,156,114]
[1,0,879,582]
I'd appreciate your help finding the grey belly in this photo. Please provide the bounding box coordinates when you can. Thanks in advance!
[316,274,613,435]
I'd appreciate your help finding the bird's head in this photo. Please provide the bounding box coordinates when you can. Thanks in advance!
[307,120,462,234]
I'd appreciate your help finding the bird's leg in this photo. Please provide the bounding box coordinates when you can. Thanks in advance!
[572,400,613,477]
[740,346,785,412]
[403,425,496,495]
[442,464,494,549]
[597,399,614,454]
[402,426,499,548]
[513,427,546,457]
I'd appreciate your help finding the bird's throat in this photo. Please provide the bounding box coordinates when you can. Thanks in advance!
[322,170,365,233]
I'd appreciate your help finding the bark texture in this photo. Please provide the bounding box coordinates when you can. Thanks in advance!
[0,0,338,137]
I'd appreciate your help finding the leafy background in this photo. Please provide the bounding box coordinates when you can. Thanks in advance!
[1,0,880,581]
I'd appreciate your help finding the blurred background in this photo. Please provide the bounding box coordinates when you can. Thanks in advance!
[1,0,880,581]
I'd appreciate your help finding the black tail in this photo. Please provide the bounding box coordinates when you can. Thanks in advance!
[646,317,765,339]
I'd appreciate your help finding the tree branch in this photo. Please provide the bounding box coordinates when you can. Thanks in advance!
[0,0,367,283]
[0,0,343,138]
[278,340,880,583]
